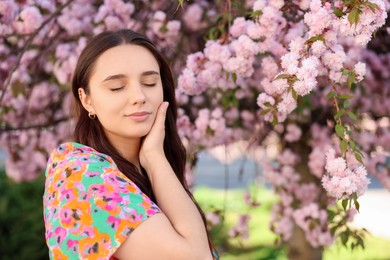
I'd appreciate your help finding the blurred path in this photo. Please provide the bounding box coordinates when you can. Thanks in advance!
[351,190,390,240]
[195,151,390,240]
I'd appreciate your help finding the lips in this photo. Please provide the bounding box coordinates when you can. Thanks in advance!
[128,111,151,116]
[125,111,152,122]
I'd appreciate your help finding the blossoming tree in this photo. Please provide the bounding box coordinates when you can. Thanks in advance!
[0,0,389,258]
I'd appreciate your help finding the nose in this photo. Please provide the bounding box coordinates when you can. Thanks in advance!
[128,84,146,105]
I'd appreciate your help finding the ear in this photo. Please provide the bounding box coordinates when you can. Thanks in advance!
[78,88,95,114]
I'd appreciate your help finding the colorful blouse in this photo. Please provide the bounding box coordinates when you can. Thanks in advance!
[43,142,219,260]
[43,142,160,259]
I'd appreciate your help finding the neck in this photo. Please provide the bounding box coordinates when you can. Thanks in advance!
[104,132,142,171]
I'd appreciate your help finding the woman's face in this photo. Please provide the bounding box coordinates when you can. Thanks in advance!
[79,44,164,141]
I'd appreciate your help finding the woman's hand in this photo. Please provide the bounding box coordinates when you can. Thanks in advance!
[139,101,169,172]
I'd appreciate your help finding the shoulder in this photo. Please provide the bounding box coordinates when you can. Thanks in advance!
[43,142,161,259]
[44,141,142,194]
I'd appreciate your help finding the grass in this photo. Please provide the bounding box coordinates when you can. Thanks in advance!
[193,186,390,260]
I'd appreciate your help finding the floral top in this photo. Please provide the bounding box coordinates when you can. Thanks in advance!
[43,142,160,259]
[43,142,219,260]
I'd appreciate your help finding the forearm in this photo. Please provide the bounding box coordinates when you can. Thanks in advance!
[144,155,209,251]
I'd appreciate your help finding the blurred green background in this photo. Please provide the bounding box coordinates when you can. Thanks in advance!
[1,169,390,260]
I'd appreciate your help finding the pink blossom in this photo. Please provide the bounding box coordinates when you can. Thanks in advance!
[0,1,18,24]
[231,35,259,58]
[253,0,266,11]
[294,183,319,205]
[322,149,370,199]
[277,149,300,166]
[325,151,347,175]
[153,10,166,21]
[230,17,247,38]
[229,214,250,239]
[308,147,326,178]
[311,40,326,56]
[246,20,262,39]
[304,5,332,37]
[186,52,205,73]
[289,37,306,54]
[285,124,302,142]
[256,93,275,109]
[14,6,43,34]
[277,92,296,114]
[354,62,366,81]
[178,68,201,95]
[224,56,254,77]
[183,4,206,31]
[195,109,210,134]
[261,57,279,79]
[281,52,300,74]
[272,78,289,94]
[322,50,346,71]
[206,212,221,226]
[204,41,231,64]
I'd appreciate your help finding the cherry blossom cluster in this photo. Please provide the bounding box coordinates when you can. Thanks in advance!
[1,0,389,251]
[0,0,218,181]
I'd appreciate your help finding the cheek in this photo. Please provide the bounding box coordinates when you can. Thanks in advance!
[93,94,126,114]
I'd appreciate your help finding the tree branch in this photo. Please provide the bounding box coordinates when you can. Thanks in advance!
[0,117,69,133]
[0,0,72,110]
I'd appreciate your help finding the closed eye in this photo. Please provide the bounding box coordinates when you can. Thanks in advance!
[110,86,125,92]
[143,83,156,87]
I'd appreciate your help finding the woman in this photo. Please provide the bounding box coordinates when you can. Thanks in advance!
[43,29,219,260]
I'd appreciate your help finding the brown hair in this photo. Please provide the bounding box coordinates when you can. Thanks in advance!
[71,29,213,252]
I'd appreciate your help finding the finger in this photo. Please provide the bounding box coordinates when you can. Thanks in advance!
[153,101,169,129]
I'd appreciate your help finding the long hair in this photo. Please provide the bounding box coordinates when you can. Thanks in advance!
[71,29,213,251]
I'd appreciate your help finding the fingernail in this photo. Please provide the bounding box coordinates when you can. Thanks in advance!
[164,101,169,108]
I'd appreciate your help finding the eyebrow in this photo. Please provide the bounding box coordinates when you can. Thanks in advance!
[102,71,160,83]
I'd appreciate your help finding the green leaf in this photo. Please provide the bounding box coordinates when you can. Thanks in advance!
[363,2,379,12]
[348,8,360,27]
[340,140,348,154]
[264,102,273,107]
[348,111,358,120]
[330,225,338,236]
[354,198,360,212]
[347,73,356,90]
[334,8,344,17]
[334,109,346,120]
[340,231,349,245]
[250,10,263,19]
[260,109,270,115]
[274,74,290,81]
[307,35,325,43]
[342,199,349,211]
[232,73,237,84]
[272,115,278,126]
[342,69,351,76]
[343,100,350,108]
[349,140,356,150]
[354,152,363,164]
[339,94,354,99]
[292,88,297,101]
[326,91,337,100]
[335,124,345,138]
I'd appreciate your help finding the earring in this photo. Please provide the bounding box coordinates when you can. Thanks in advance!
[88,111,96,119]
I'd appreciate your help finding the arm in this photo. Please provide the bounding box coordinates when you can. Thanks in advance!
[113,102,213,260]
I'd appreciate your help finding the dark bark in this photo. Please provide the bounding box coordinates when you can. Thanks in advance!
[288,224,323,260]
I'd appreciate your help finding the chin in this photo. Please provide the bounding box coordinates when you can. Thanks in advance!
[126,125,153,138]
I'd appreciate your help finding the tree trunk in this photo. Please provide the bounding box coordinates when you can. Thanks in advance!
[286,141,324,260]
[287,224,323,260]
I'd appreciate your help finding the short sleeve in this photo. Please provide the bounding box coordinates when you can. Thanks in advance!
[43,152,160,260]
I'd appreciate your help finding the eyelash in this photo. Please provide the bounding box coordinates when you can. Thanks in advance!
[110,86,124,92]
[143,83,156,87]
[110,83,156,92]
